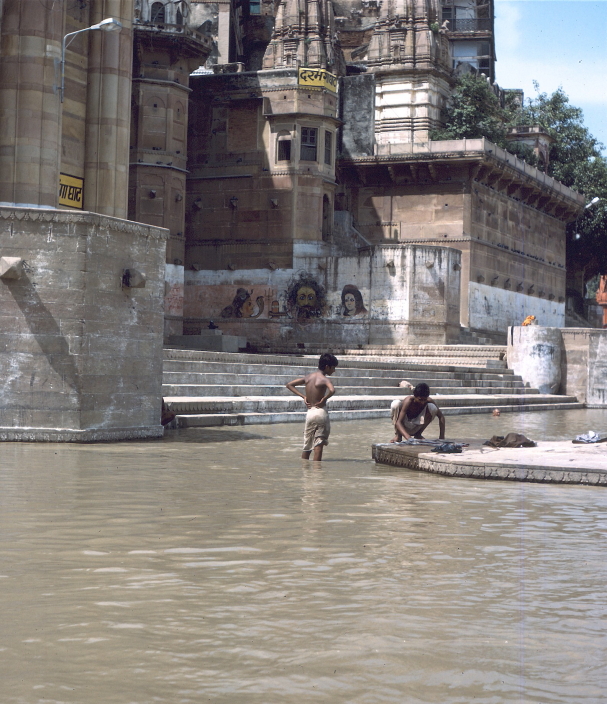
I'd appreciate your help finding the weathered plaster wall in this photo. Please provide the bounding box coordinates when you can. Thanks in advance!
[347,166,568,333]
[0,208,168,441]
[182,243,461,346]
[560,329,607,406]
[507,326,562,394]
[339,74,376,159]
[470,283,565,332]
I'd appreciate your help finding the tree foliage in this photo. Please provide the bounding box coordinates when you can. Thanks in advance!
[432,74,607,283]
[430,72,511,145]
[522,84,607,284]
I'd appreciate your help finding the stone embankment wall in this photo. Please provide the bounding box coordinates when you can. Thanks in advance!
[560,329,607,407]
[507,326,607,406]
[183,244,461,347]
[0,207,168,441]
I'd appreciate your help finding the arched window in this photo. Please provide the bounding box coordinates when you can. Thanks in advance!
[151,2,166,23]
[176,8,183,25]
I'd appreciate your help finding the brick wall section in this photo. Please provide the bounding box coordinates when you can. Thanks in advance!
[0,207,168,441]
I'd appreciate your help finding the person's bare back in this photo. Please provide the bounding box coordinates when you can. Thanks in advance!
[286,353,338,460]
[286,368,335,409]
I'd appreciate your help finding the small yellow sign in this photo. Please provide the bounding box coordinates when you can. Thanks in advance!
[59,173,84,209]
[298,68,338,93]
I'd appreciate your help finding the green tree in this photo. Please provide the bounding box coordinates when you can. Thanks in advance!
[430,72,510,144]
[432,75,607,290]
[523,84,607,289]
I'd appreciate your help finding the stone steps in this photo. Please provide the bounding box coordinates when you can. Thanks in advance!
[245,344,508,367]
[168,400,584,428]
[163,364,517,382]
[163,384,533,397]
[163,392,574,415]
[162,348,580,428]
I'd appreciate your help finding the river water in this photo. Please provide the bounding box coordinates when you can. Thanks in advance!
[2,408,607,704]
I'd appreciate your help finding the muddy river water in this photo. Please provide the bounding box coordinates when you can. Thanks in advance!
[2,408,607,704]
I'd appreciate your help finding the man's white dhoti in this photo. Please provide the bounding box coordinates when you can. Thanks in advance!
[303,407,330,451]
[391,399,438,436]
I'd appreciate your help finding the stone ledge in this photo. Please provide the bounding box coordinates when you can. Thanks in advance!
[373,440,607,485]
[0,426,164,443]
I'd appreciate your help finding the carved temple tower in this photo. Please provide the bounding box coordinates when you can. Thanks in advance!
[366,0,451,147]
[262,0,344,74]
[183,0,345,337]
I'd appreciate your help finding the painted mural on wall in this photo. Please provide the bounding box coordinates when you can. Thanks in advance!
[341,284,368,317]
[184,274,368,325]
[221,288,265,318]
[286,273,327,323]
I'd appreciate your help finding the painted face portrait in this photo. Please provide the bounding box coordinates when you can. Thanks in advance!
[240,296,255,318]
[221,288,265,318]
[286,274,326,322]
[341,284,367,317]
[297,286,317,309]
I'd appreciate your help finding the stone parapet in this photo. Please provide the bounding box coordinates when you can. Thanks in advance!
[560,328,607,407]
[0,207,168,441]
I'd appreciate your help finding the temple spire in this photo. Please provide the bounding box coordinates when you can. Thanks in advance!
[262,0,344,73]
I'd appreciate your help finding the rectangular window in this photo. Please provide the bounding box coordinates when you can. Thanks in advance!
[324,131,332,165]
[300,127,317,161]
[250,0,261,14]
[277,139,291,162]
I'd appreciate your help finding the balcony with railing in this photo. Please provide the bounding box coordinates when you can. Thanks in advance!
[448,17,492,32]
[133,21,213,55]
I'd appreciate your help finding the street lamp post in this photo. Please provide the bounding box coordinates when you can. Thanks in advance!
[60,18,122,103]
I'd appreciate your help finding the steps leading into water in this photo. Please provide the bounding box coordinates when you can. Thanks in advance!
[162,348,582,428]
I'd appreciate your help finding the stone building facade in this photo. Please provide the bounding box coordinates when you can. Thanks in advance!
[0,0,180,440]
[0,0,589,442]
[178,0,583,348]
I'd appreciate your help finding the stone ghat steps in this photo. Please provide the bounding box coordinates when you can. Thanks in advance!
[162,349,579,428]
[250,344,508,367]
[163,384,533,398]
[164,393,579,418]
[162,369,523,386]
[165,398,583,428]
[164,351,516,379]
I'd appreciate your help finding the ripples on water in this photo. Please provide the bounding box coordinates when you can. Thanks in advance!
[1,408,607,704]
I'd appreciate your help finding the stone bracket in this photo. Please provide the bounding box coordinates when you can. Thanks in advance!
[0,256,24,280]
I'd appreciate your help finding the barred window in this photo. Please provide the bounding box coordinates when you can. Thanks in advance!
[151,2,166,23]
[300,127,318,161]
[324,131,332,165]
[277,139,291,162]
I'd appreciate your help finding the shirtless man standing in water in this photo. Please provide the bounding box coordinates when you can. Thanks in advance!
[286,353,338,461]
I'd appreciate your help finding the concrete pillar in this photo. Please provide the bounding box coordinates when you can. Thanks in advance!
[84,0,133,218]
[0,0,64,207]
[507,326,563,394]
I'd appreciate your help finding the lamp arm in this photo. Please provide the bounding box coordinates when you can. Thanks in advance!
[60,28,94,103]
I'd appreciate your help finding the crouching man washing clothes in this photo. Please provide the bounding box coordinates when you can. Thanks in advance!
[286,353,338,461]
[391,382,446,443]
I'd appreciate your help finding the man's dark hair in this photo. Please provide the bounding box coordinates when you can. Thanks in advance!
[319,353,338,371]
[413,382,430,398]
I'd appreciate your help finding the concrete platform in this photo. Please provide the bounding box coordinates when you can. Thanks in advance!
[372,440,607,485]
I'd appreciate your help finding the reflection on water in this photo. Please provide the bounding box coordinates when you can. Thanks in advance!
[1,408,607,704]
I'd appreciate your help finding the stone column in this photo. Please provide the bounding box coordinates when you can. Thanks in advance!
[507,326,563,394]
[0,0,64,207]
[84,0,133,218]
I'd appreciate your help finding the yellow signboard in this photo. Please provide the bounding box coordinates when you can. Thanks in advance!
[298,68,338,93]
[59,173,84,209]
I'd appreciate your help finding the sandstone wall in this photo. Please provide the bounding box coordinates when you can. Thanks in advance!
[0,207,168,441]
[183,243,461,346]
